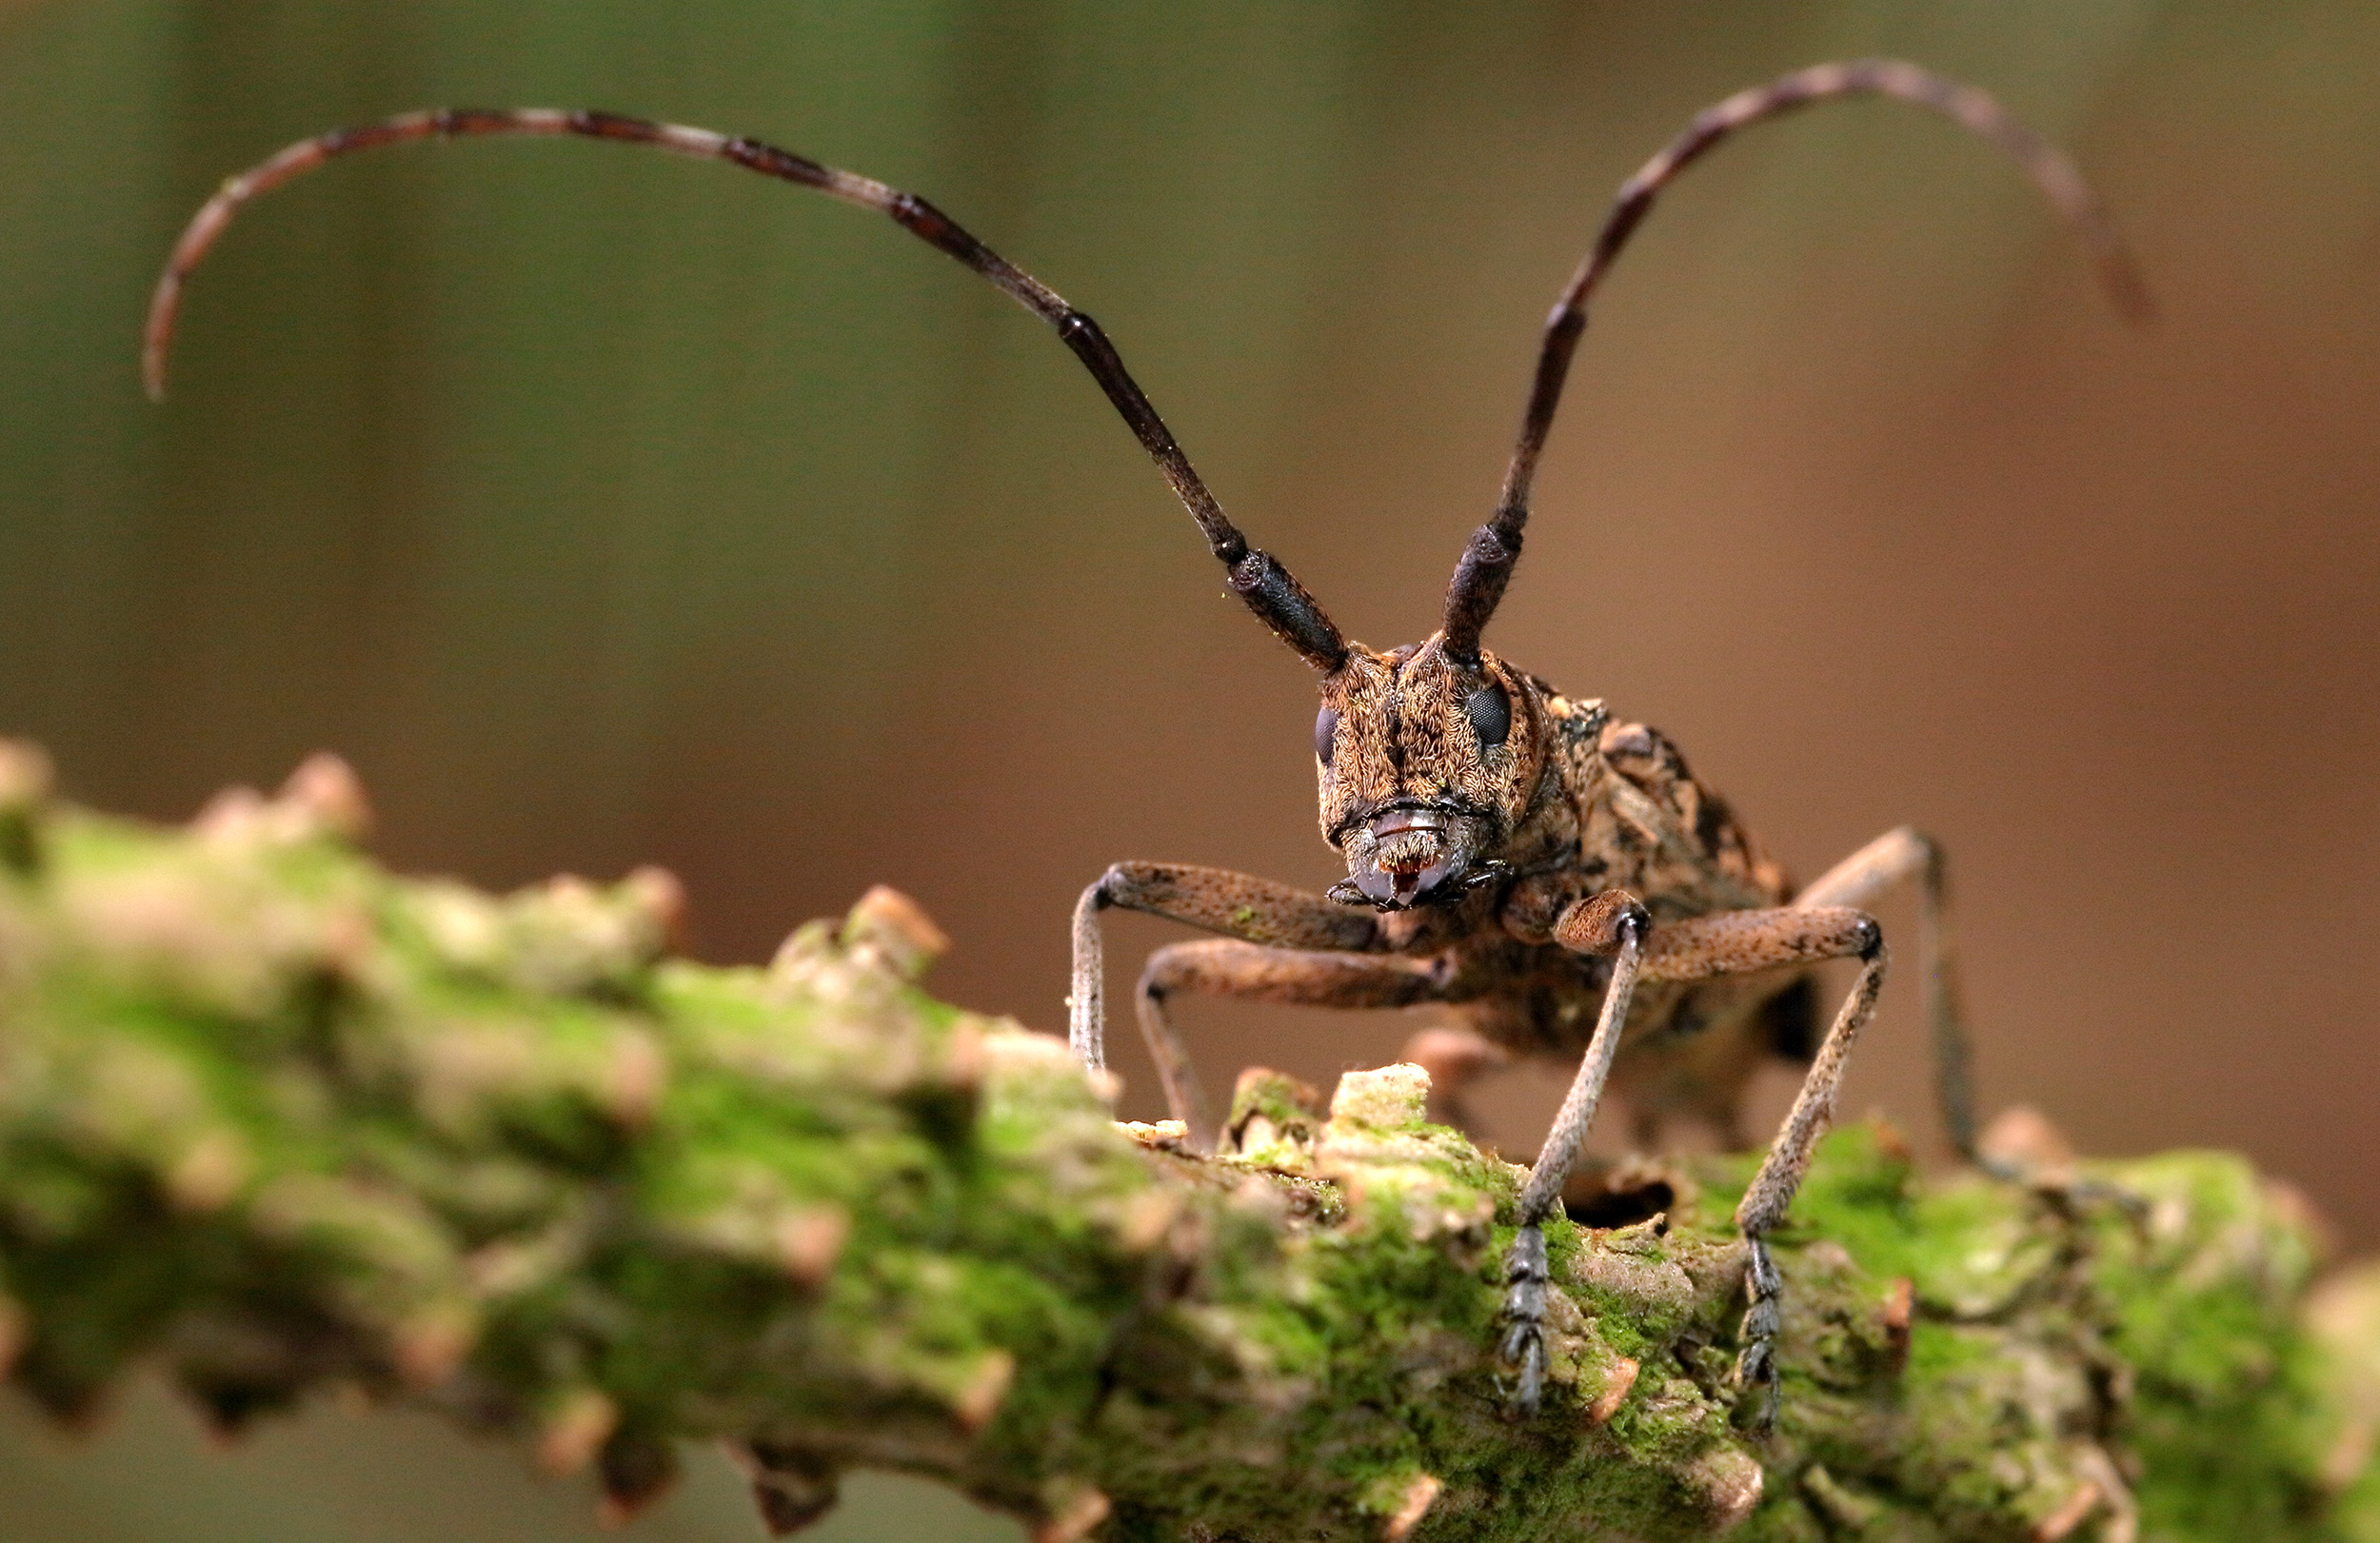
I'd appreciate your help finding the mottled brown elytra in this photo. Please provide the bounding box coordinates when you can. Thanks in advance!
[146,59,2148,1426]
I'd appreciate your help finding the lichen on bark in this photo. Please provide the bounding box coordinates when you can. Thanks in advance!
[0,737,2375,1542]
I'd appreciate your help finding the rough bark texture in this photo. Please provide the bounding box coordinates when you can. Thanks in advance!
[0,738,2375,1543]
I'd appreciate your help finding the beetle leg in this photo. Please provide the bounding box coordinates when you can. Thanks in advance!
[1623,903,1890,1431]
[1134,940,1443,1145]
[1799,828,2146,1219]
[1070,861,1381,1086]
[1793,826,1980,1159]
[1500,889,1650,1415]
[1495,902,1886,1422]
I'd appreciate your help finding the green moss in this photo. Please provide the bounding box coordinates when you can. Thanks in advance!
[0,753,2373,1540]
[2081,1151,2334,1543]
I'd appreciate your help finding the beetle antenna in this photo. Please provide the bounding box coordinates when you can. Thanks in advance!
[1440,58,2153,663]
[144,109,1349,671]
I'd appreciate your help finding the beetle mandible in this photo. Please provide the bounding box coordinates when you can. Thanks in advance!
[145,57,2148,1423]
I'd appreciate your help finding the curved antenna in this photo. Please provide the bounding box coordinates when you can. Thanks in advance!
[1440,58,2154,663]
[145,109,1350,672]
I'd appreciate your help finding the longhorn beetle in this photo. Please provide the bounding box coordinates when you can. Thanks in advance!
[146,59,2148,1424]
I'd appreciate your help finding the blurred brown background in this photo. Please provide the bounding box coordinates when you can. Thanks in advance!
[2,2,2376,1538]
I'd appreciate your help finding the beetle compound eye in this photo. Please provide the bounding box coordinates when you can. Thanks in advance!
[1315,706,1341,765]
[1465,682,1511,750]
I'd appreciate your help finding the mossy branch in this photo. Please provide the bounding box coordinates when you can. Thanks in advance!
[0,739,2375,1543]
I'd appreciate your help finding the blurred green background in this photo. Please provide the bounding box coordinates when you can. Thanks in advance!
[3,2,2378,1537]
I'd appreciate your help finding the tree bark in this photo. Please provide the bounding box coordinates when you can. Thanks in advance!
[0,739,2373,1542]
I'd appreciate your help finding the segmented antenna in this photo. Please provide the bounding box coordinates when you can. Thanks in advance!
[145,108,1349,671]
[1439,58,2153,664]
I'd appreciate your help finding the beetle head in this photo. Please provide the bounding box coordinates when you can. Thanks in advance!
[1314,636,1548,909]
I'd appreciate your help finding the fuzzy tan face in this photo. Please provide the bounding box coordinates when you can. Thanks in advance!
[1313,634,1550,909]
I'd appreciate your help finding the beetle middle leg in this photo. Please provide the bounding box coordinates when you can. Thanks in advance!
[1798,827,2143,1220]
[1791,825,1980,1158]
[1137,941,1447,1143]
[1071,862,1386,1138]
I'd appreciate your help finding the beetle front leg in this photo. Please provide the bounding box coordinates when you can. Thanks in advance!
[1070,862,1382,1106]
[1731,943,1887,1431]
[1633,903,1891,1431]
[1499,900,1888,1422]
[1501,889,1651,1415]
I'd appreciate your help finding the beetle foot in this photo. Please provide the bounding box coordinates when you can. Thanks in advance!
[1497,1221,1549,1416]
[1981,1155,2152,1226]
[1730,1236,1783,1433]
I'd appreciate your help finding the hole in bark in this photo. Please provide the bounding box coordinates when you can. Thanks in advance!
[1564,1177,1676,1229]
